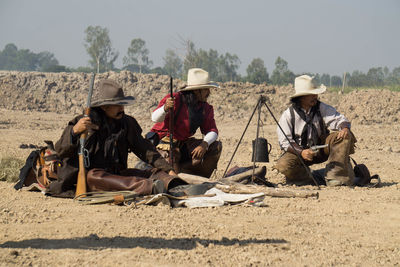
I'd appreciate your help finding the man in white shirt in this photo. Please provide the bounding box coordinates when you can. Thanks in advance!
[274,75,356,186]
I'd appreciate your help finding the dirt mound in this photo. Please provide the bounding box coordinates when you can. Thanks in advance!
[0,71,399,124]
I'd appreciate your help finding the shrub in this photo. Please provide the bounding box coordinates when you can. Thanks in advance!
[0,157,24,183]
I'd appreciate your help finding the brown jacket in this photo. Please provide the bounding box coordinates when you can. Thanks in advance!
[48,113,173,196]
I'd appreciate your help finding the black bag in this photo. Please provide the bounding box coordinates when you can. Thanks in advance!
[351,158,380,187]
[145,132,160,146]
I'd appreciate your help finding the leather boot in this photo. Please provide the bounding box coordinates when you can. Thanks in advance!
[149,169,187,191]
[87,168,153,195]
[324,132,356,186]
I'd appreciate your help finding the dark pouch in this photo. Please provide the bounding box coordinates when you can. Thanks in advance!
[351,158,380,186]
[145,132,160,146]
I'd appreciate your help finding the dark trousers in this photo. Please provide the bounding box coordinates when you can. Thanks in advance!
[158,138,222,178]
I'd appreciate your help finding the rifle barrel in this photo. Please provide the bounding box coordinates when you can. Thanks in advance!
[86,73,95,109]
[169,76,174,167]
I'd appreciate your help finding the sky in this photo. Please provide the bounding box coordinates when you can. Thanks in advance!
[0,0,399,76]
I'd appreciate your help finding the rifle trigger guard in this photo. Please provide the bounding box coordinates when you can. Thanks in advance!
[83,148,90,168]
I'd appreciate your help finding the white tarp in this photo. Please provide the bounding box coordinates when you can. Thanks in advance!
[172,188,266,208]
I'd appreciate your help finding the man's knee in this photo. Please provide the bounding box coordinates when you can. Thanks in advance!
[274,152,310,181]
[207,141,222,158]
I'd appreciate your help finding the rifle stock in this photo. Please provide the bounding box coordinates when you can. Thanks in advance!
[75,73,95,197]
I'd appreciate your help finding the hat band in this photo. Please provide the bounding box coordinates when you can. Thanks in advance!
[94,96,127,102]
[186,83,212,87]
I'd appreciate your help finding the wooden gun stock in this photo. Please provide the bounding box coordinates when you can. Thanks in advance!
[75,73,95,197]
[75,107,90,197]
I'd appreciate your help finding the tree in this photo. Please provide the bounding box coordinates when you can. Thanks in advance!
[42,65,69,72]
[84,26,118,73]
[218,53,240,82]
[150,66,167,75]
[330,75,342,87]
[163,49,182,78]
[37,51,59,71]
[246,58,269,84]
[320,73,331,86]
[0,43,60,71]
[0,43,18,69]
[366,67,384,87]
[181,40,241,82]
[347,70,368,87]
[182,39,198,77]
[270,56,295,85]
[123,38,152,73]
[386,67,400,85]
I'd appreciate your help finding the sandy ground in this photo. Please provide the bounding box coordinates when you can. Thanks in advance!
[0,108,399,266]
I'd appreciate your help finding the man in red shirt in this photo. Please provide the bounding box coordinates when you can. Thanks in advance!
[150,68,222,178]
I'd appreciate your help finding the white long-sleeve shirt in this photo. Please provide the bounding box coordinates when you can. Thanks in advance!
[152,104,218,145]
[277,102,350,151]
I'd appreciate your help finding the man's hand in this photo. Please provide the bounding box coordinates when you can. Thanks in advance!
[337,127,350,140]
[163,97,174,112]
[72,117,99,135]
[301,149,314,161]
[168,170,177,176]
[191,141,208,160]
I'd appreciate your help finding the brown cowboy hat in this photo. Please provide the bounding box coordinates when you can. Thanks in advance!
[91,79,135,107]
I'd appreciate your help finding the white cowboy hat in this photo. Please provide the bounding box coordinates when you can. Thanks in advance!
[290,75,326,99]
[180,68,219,91]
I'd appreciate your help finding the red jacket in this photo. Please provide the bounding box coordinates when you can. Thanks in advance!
[151,92,218,141]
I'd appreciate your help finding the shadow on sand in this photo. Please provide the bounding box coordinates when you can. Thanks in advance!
[0,235,288,250]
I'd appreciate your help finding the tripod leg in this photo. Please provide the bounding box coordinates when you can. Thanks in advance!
[251,98,262,180]
[222,97,261,177]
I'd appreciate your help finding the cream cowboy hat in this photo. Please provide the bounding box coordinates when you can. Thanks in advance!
[180,68,219,91]
[290,75,326,99]
[91,79,135,107]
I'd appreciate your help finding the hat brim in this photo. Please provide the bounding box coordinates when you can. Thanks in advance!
[290,86,326,99]
[179,82,219,92]
[91,96,135,107]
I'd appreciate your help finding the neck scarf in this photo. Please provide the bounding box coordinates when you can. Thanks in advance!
[292,101,321,148]
[182,93,204,135]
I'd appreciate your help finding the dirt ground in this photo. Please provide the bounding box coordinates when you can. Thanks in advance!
[0,107,399,267]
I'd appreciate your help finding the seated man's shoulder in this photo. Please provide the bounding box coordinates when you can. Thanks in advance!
[123,115,142,130]
[319,101,337,112]
[124,114,139,124]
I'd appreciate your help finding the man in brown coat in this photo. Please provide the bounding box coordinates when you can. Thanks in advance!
[48,79,184,197]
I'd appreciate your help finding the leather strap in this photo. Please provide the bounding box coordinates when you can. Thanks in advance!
[287,142,303,155]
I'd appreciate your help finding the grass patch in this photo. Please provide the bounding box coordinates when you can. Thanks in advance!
[0,157,24,183]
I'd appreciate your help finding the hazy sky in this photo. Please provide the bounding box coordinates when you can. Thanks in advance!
[1,0,399,76]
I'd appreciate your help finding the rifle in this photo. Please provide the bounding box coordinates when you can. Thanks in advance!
[75,73,95,197]
[168,76,174,167]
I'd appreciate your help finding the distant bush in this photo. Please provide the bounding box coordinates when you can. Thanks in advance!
[0,157,23,183]
[328,86,400,93]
